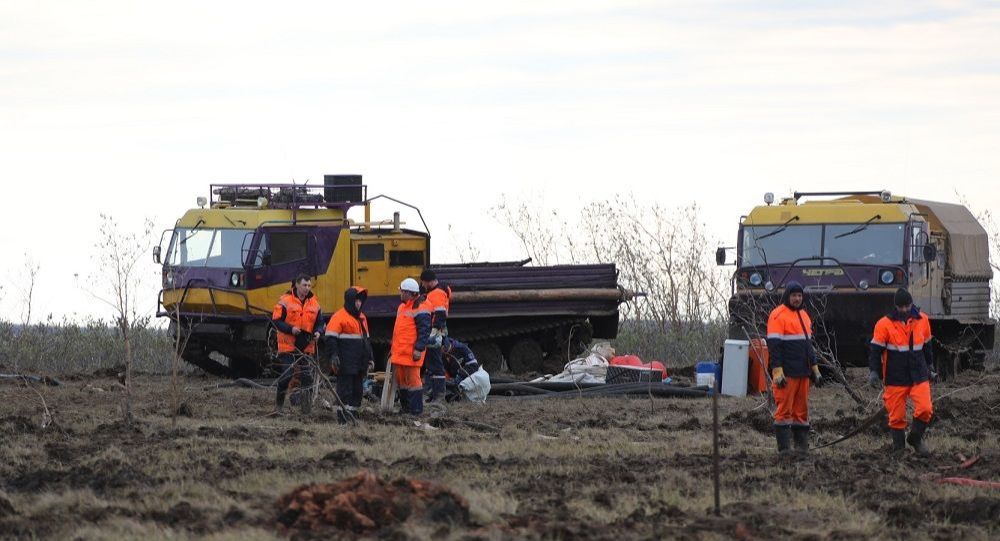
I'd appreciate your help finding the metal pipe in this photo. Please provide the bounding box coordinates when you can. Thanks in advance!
[451,288,641,303]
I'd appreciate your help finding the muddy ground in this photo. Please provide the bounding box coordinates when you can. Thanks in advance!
[1,368,998,540]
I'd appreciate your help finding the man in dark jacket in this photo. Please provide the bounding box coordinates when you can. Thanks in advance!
[766,281,823,454]
[324,286,374,423]
[869,288,935,455]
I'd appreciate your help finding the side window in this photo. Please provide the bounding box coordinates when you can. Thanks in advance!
[389,250,425,267]
[358,244,385,262]
[267,232,309,265]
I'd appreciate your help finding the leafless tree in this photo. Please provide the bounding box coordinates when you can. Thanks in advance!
[19,254,40,327]
[80,214,155,425]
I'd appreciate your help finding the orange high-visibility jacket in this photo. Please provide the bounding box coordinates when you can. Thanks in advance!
[869,307,934,386]
[765,304,816,377]
[272,291,321,354]
[324,287,373,374]
[425,283,451,331]
[390,297,432,367]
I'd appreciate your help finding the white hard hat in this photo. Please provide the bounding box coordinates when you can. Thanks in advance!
[400,278,420,293]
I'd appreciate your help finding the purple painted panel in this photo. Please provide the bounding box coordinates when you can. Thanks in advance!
[245,225,342,288]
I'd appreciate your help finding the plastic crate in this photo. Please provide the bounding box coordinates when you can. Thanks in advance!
[606,365,661,384]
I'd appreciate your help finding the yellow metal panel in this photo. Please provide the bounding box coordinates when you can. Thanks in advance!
[161,288,258,315]
[175,208,346,229]
[745,201,914,225]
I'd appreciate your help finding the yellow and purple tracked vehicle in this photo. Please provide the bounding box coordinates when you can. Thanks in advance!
[156,176,634,376]
[719,190,995,376]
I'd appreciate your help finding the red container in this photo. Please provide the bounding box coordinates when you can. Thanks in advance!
[748,339,769,394]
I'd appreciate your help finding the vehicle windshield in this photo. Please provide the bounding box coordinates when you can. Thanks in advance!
[824,223,905,265]
[741,223,906,267]
[167,228,250,268]
[742,225,822,266]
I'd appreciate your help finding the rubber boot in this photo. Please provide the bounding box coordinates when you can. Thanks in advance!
[428,378,447,403]
[398,389,411,414]
[299,389,312,414]
[409,388,424,416]
[274,391,286,414]
[792,426,810,454]
[336,407,349,425]
[890,429,906,454]
[907,419,930,456]
[775,425,792,455]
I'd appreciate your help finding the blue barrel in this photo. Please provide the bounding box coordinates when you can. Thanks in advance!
[695,361,718,390]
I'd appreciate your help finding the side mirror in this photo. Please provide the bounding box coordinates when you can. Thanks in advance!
[152,246,162,264]
[261,250,272,266]
[716,247,727,266]
[922,244,937,263]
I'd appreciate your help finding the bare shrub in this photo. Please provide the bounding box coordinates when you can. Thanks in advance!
[79,214,156,424]
[492,194,730,365]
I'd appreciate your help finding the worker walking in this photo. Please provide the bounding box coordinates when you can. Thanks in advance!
[868,288,935,456]
[390,278,432,415]
[271,274,323,414]
[324,286,374,423]
[420,269,451,402]
[766,281,824,454]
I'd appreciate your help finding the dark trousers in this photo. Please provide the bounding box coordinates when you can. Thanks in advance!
[423,348,447,399]
[335,371,366,409]
[276,353,313,405]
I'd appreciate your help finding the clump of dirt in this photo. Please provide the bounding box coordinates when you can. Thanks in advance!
[0,491,16,517]
[0,415,38,435]
[175,402,194,417]
[276,470,469,534]
[724,407,773,434]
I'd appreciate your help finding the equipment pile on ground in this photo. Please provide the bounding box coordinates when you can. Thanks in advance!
[276,470,469,534]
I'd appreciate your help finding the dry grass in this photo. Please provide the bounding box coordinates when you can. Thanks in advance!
[1,368,999,540]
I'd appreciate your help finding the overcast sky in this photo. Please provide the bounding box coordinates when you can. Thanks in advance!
[2,0,999,321]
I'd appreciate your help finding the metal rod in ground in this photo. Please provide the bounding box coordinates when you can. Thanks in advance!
[712,388,721,517]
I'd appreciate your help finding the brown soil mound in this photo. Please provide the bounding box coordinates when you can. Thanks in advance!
[276,470,469,534]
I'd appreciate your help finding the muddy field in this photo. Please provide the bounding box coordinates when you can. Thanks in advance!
[1,368,999,540]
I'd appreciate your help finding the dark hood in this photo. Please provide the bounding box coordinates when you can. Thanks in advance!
[344,286,368,317]
[781,281,805,310]
[889,304,923,322]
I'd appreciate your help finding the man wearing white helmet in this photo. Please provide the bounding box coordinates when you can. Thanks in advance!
[389,278,432,415]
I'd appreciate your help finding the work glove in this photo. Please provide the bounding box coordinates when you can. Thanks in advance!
[426,329,443,349]
[867,370,882,389]
[412,349,423,361]
[771,367,787,389]
[929,366,939,383]
[810,365,824,388]
[329,355,341,374]
[367,360,375,373]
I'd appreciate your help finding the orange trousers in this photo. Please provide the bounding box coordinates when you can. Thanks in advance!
[773,376,811,426]
[394,364,423,391]
[883,381,933,430]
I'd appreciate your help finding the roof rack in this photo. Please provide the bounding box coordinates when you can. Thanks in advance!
[209,182,368,211]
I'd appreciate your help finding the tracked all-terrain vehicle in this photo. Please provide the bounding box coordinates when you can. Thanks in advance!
[156,176,634,376]
[718,190,995,376]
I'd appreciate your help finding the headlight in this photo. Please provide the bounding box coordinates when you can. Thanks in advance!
[230,272,241,287]
[749,272,763,287]
[859,279,869,291]
[764,281,775,292]
[880,270,894,285]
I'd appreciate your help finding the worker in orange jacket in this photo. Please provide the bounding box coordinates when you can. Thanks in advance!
[868,288,935,455]
[420,269,452,402]
[390,278,432,415]
[766,281,824,454]
[324,286,374,423]
[271,274,322,414]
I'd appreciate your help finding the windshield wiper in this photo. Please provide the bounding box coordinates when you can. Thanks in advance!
[179,218,206,245]
[755,215,800,241]
[834,214,881,240]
